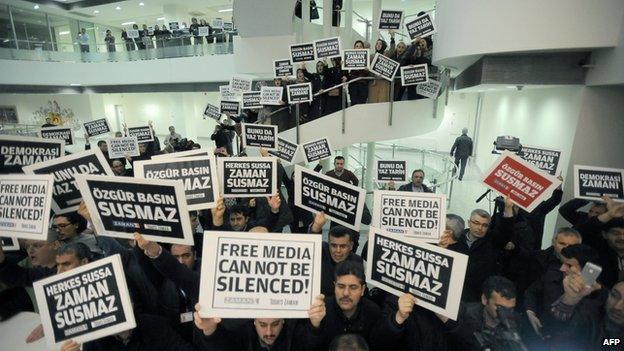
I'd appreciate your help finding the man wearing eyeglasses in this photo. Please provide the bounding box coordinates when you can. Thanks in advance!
[52,212,103,254]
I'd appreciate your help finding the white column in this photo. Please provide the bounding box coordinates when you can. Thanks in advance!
[343,0,353,46]
[371,0,381,43]
[301,0,310,42]
[323,0,332,37]
[363,142,376,191]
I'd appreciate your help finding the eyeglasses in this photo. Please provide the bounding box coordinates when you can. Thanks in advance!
[51,223,72,230]
[470,220,489,229]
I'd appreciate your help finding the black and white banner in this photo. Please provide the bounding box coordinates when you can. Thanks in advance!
[75,174,193,245]
[107,136,139,159]
[40,126,74,146]
[33,254,136,348]
[198,232,322,318]
[366,228,467,320]
[314,37,341,59]
[126,29,139,38]
[416,79,441,99]
[405,12,436,40]
[1,237,19,251]
[230,75,253,93]
[302,137,332,163]
[134,156,220,211]
[127,126,153,143]
[520,145,562,176]
[242,91,262,110]
[23,149,113,214]
[0,135,64,174]
[83,118,111,138]
[220,100,241,116]
[204,103,222,121]
[400,64,429,86]
[574,165,624,202]
[290,42,315,63]
[342,49,369,70]
[0,174,54,240]
[241,123,277,150]
[218,157,277,198]
[223,22,234,31]
[370,53,400,82]
[376,160,407,182]
[372,190,446,242]
[287,82,313,104]
[379,10,403,30]
[211,19,222,29]
[274,59,294,78]
[260,86,283,106]
[268,137,300,164]
[294,165,366,231]
[220,85,240,102]
[198,26,210,36]
[151,148,214,160]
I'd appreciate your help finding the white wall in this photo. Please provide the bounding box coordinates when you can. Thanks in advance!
[586,11,624,86]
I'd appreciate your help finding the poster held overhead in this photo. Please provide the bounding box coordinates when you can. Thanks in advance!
[218,157,277,198]
[198,26,210,36]
[107,136,139,159]
[378,10,404,30]
[290,42,315,63]
[520,146,562,176]
[204,103,222,121]
[369,53,400,82]
[574,165,623,202]
[286,82,313,104]
[83,118,111,137]
[126,126,153,143]
[268,137,300,164]
[400,64,429,86]
[220,101,241,116]
[301,137,332,163]
[405,12,436,40]
[230,75,253,93]
[342,49,369,70]
[274,59,294,78]
[219,85,240,102]
[0,135,64,174]
[376,160,407,182]
[0,174,54,240]
[40,126,74,146]
[241,123,277,150]
[242,91,263,110]
[260,86,284,106]
[314,37,341,59]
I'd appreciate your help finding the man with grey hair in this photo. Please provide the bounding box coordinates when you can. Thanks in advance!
[450,127,473,181]
[439,213,465,248]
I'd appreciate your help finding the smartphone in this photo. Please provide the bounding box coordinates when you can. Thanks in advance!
[581,262,602,288]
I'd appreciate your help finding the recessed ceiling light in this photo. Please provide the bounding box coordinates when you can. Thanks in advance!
[33,5,39,9]
[139,2,144,6]
[218,8,233,12]
[157,17,165,20]
[70,83,81,86]
[94,10,100,14]
[59,31,70,35]
[115,6,121,10]
[121,21,136,25]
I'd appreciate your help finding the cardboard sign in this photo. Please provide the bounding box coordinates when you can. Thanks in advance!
[223,22,234,31]
[211,19,223,29]
[370,53,400,82]
[400,64,429,86]
[1,236,19,251]
[151,148,214,160]
[416,79,441,99]
[220,101,241,116]
[379,10,404,30]
[127,29,139,38]
[219,85,240,102]
[287,82,313,104]
[268,137,299,164]
[241,123,277,150]
[376,160,407,182]
[0,174,54,240]
[23,149,113,215]
[33,254,136,348]
[482,151,562,212]
[127,126,153,143]
[83,118,111,137]
[294,165,366,231]
[218,157,277,198]
[366,228,467,320]
[203,103,222,121]
[40,126,74,146]
[260,86,283,106]
[342,49,369,70]
[169,22,179,30]
[242,91,262,110]
[0,135,64,174]
[405,12,436,40]
[107,136,139,159]
[574,165,624,202]
[134,156,220,211]
[198,26,210,36]
[314,37,341,59]
[75,174,193,245]
[372,190,446,242]
[302,137,332,163]
[290,42,315,63]
[230,75,253,93]
[520,146,562,176]
[274,59,294,78]
[198,231,322,318]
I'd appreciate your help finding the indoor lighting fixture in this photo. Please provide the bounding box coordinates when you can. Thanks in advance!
[33,5,39,9]
[121,21,136,25]
[139,2,144,6]
[59,31,70,35]
[218,8,233,12]
[157,17,165,20]
[70,83,81,86]
[94,10,100,14]
[115,6,121,10]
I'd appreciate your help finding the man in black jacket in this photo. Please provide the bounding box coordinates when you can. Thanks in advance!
[388,169,433,193]
[559,198,607,226]
[210,196,282,232]
[450,128,473,181]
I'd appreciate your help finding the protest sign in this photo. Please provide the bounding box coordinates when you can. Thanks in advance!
[274,59,294,78]
[211,19,223,29]
[127,29,139,38]
[242,91,262,110]
[400,64,429,86]
[220,100,241,116]
[294,165,366,231]
[75,174,193,245]
[0,135,64,174]
[302,137,332,163]
[405,12,436,40]
[151,148,214,160]
[126,126,153,143]
[372,190,446,242]
[169,22,179,30]
[33,254,136,348]
[198,26,210,36]
[0,174,54,240]
[287,82,313,104]
[135,156,219,211]
[416,79,441,99]
[40,126,74,146]
[574,165,624,202]
[83,118,111,137]
[314,37,341,59]
[223,22,234,31]
[230,75,253,93]
[370,53,400,82]
[198,231,322,318]
[23,149,113,214]
[342,49,369,70]
[219,85,240,102]
[376,160,407,182]
[379,10,403,30]
[520,146,562,176]
[268,137,299,164]
[366,228,467,320]
[107,136,139,159]
[290,42,315,63]
[482,151,562,212]
[260,86,283,105]
[218,157,277,198]
[241,123,277,150]
[203,103,222,121]
[1,237,19,251]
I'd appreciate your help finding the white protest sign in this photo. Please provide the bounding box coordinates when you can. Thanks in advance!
[405,12,436,40]
[260,86,283,106]
[520,145,562,176]
[40,126,74,146]
[370,53,400,82]
[574,165,624,202]
[126,125,153,143]
[314,37,341,59]
[127,29,139,38]
[198,26,210,36]
[287,82,313,104]
[290,42,315,63]
[0,237,19,251]
[198,231,322,318]
[218,157,278,198]
[212,19,223,29]
[301,137,332,163]
[416,79,441,99]
[342,49,369,70]
[230,75,253,93]
[219,85,240,102]
[107,136,139,159]
[274,59,294,78]
[241,123,277,150]
[400,64,429,86]
[0,135,64,174]
[379,10,403,30]
[83,118,111,138]
[0,174,54,240]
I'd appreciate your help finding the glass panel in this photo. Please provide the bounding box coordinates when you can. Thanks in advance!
[11,6,50,50]
[0,4,15,49]
[48,14,75,52]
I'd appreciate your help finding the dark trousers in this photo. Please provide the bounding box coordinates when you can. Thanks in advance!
[79,44,89,53]
[349,82,368,105]
[455,155,469,180]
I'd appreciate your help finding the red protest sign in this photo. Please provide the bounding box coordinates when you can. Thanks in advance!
[482,151,561,212]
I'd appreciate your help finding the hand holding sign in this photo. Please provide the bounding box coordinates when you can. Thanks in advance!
[211,197,226,226]
[438,229,457,249]
[134,232,161,258]
[77,201,91,224]
[602,196,624,220]
[194,304,221,336]
[268,194,281,213]
[308,294,326,328]
[61,340,81,351]
[396,293,418,325]
[311,211,327,233]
